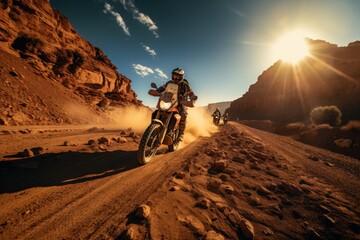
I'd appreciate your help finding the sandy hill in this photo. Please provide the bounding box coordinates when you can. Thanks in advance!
[227,39,360,123]
[0,0,142,126]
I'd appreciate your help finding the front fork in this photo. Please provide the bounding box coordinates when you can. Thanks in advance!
[153,111,173,146]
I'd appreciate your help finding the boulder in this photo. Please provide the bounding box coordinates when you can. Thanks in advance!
[232,155,246,164]
[334,139,352,148]
[215,202,227,212]
[135,204,151,219]
[0,117,7,125]
[256,186,271,196]
[214,160,228,171]
[22,149,34,158]
[278,181,303,196]
[239,218,255,239]
[195,198,211,209]
[221,184,235,195]
[98,137,111,145]
[87,139,96,145]
[204,230,225,240]
[30,147,45,155]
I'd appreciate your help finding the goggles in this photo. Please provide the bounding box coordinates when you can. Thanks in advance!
[172,73,183,81]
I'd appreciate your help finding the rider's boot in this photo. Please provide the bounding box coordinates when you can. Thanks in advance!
[177,119,186,142]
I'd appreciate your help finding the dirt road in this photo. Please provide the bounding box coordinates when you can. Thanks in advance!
[0,124,202,239]
[0,122,359,240]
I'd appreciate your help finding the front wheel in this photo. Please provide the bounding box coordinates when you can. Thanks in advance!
[168,128,180,152]
[137,123,161,165]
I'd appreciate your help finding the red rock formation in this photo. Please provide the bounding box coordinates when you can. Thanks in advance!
[0,0,142,125]
[227,39,360,123]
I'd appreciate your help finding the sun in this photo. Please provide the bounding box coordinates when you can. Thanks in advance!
[271,31,310,64]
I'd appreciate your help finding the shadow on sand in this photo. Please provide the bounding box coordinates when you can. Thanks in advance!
[0,150,141,194]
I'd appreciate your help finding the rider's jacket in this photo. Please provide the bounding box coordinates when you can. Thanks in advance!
[212,110,221,117]
[157,79,195,102]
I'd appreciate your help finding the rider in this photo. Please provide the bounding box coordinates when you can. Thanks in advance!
[154,68,197,142]
[223,112,229,123]
[212,108,221,118]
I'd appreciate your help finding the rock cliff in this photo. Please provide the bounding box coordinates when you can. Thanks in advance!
[0,0,142,125]
[227,39,360,123]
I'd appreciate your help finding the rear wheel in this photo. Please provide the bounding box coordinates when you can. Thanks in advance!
[137,123,161,165]
[168,128,180,152]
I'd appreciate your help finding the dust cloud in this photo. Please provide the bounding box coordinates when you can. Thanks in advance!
[107,106,216,145]
[107,106,216,143]
[63,103,105,124]
[182,107,217,147]
[64,103,215,145]
[106,106,152,132]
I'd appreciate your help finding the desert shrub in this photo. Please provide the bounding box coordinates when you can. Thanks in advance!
[53,49,84,75]
[341,120,360,131]
[286,122,305,130]
[11,33,43,53]
[52,49,70,75]
[68,51,84,73]
[37,50,51,62]
[310,106,342,126]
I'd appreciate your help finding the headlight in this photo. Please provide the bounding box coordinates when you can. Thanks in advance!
[159,100,172,110]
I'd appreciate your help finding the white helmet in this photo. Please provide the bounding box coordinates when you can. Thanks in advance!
[172,67,184,83]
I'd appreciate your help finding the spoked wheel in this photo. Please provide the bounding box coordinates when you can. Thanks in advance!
[168,128,180,152]
[137,123,161,165]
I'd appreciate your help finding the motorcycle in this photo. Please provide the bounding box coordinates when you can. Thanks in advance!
[213,114,220,125]
[223,115,229,125]
[137,82,194,165]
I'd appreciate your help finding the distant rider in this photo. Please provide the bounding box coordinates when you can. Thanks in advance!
[223,112,229,124]
[153,68,197,142]
[212,108,221,118]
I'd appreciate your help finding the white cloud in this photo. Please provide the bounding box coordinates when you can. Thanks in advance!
[103,2,130,36]
[119,0,127,9]
[142,44,156,56]
[120,0,159,38]
[154,68,168,79]
[132,64,154,77]
[132,64,168,79]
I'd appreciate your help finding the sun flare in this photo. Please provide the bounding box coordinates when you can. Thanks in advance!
[272,31,310,64]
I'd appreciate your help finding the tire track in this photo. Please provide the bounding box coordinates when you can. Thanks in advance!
[1,140,201,240]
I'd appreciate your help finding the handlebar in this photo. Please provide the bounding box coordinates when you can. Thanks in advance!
[148,89,161,96]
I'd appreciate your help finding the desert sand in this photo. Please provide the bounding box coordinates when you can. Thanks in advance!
[1,122,359,240]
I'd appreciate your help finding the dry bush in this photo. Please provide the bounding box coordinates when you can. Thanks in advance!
[341,120,360,131]
[286,122,305,130]
[68,51,84,74]
[11,33,43,53]
[52,49,84,75]
[310,106,342,126]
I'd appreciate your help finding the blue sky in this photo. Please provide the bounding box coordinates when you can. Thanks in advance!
[51,0,360,107]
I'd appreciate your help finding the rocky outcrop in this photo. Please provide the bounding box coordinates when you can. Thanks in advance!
[227,39,360,123]
[0,0,142,125]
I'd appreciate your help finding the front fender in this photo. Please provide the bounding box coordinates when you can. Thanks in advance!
[152,119,164,126]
